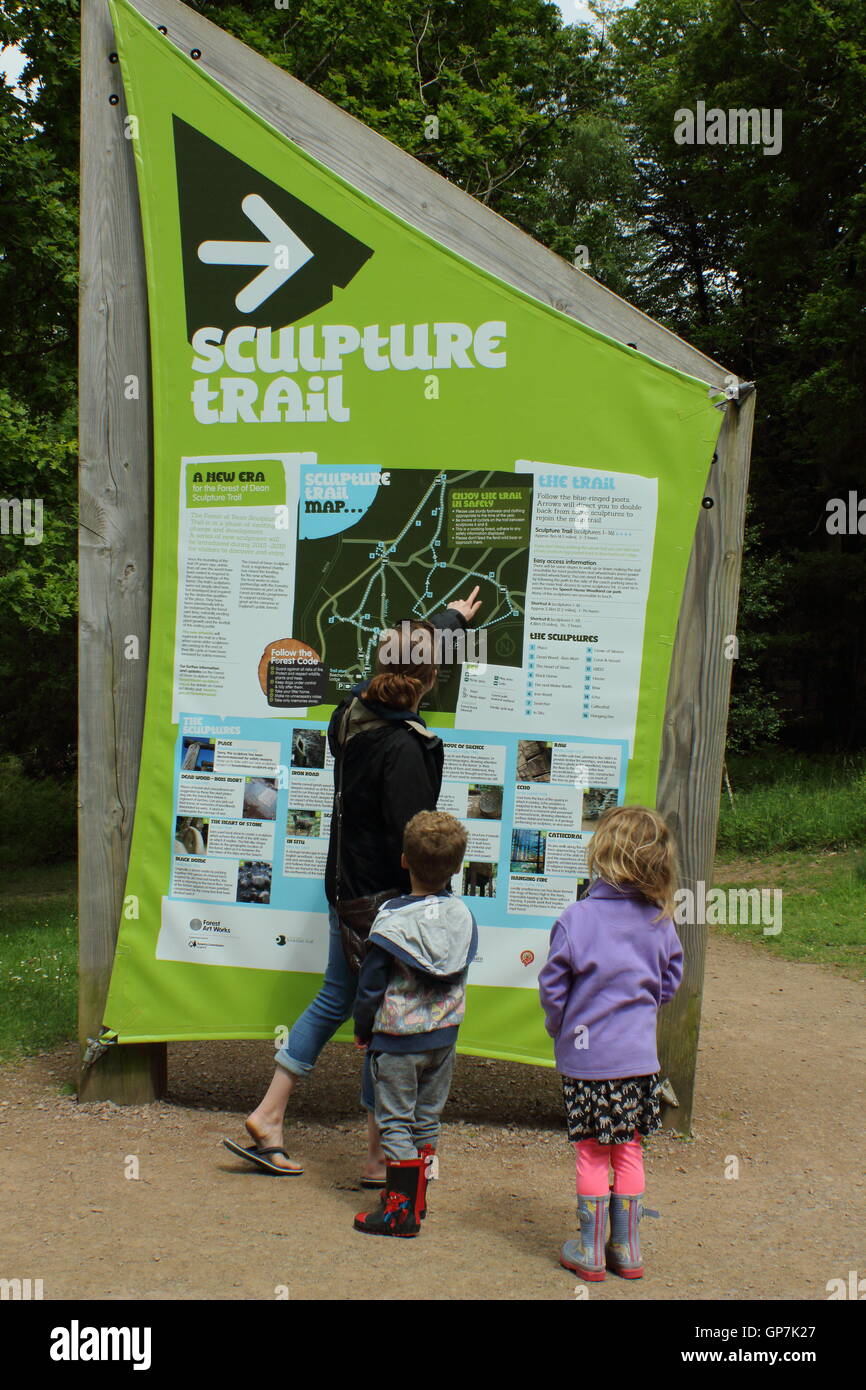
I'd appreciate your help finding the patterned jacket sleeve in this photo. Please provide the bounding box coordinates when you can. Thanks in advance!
[353,944,393,1042]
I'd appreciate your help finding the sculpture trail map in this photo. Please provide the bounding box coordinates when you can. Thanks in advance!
[293,467,532,708]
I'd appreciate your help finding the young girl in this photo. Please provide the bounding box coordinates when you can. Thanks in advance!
[538,805,683,1281]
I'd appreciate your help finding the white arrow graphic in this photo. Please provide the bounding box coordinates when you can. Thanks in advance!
[197,193,314,312]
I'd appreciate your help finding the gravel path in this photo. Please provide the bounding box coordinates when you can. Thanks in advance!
[1,931,863,1300]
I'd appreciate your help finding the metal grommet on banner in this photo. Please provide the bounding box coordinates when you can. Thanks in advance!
[190,48,202,60]
[157,25,168,34]
[108,93,120,104]
[109,52,118,63]
[701,497,714,509]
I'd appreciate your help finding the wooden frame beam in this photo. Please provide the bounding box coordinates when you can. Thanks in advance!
[78,0,166,1101]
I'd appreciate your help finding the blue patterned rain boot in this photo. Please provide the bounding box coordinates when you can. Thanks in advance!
[605,1192,659,1278]
[559,1194,609,1281]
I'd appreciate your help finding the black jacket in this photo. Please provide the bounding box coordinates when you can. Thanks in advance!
[324,610,465,904]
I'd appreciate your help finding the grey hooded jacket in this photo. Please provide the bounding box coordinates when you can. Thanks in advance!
[353,893,478,1054]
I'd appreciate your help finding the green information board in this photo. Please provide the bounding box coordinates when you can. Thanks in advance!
[102,0,722,1064]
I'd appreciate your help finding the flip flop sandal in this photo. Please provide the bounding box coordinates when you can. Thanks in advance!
[359,1175,387,1189]
[222,1138,304,1176]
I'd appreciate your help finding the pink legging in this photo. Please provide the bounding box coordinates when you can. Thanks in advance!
[575,1133,644,1196]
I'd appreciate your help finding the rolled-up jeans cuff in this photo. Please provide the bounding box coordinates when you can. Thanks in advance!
[274,1049,312,1079]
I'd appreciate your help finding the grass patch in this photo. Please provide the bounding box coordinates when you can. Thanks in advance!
[0,756,75,870]
[0,861,77,1061]
[718,751,866,856]
[712,849,866,976]
[2,859,78,899]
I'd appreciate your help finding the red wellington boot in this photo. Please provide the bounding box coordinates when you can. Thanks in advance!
[354,1158,424,1237]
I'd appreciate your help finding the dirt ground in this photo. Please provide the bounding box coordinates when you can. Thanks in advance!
[1,931,863,1301]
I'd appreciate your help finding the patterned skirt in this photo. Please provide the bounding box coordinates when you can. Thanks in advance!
[562,1073,662,1145]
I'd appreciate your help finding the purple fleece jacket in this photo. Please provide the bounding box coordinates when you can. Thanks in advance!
[538,879,684,1080]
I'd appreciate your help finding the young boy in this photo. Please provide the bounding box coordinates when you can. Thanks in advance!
[353,810,477,1238]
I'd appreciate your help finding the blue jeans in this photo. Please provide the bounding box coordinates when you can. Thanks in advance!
[275,906,374,1110]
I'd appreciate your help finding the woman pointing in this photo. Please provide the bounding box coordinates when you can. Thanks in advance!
[224,588,481,1180]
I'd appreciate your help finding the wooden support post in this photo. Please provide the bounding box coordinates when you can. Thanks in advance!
[78,0,166,1102]
[656,393,755,1131]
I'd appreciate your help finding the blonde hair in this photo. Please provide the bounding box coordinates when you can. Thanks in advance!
[586,805,678,921]
[364,619,437,712]
[403,810,468,888]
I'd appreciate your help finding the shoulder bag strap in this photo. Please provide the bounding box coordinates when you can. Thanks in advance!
[333,701,354,903]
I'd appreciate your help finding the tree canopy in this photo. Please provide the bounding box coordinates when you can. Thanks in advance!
[1,0,863,769]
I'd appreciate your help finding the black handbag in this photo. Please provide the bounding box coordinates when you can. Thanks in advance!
[333,702,399,973]
[335,887,400,974]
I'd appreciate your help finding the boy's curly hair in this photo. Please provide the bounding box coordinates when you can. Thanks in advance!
[403,810,468,888]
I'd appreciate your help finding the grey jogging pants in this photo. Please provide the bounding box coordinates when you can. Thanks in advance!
[369,1044,456,1161]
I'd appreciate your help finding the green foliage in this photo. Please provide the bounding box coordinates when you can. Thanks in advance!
[603,0,866,747]
[0,384,77,773]
[0,0,80,408]
[0,755,76,865]
[538,109,642,293]
[0,389,76,627]
[0,0,80,771]
[726,517,787,752]
[717,750,866,854]
[0,0,863,771]
[191,1,597,232]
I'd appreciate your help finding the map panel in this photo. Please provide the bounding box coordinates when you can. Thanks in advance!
[293,468,532,711]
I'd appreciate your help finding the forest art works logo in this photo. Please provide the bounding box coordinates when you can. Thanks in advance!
[674,102,782,155]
